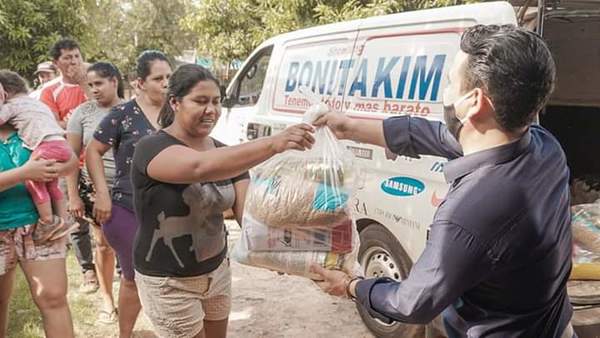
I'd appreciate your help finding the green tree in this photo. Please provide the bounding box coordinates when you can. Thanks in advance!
[0,0,91,81]
[181,0,263,66]
[183,0,478,66]
[83,0,196,79]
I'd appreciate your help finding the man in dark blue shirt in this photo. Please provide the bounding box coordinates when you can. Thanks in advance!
[312,25,575,338]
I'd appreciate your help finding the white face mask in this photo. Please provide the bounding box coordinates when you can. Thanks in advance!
[442,90,474,141]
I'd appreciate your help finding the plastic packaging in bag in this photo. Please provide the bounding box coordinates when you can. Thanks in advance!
[233,90,362,279]
[570,202,600,280]
[242,214,354,253]
[234,218,361,279]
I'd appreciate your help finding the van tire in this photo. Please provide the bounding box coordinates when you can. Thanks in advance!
[356,223,425,338]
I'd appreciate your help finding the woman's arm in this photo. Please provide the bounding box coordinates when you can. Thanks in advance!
[65,132,84,218]
[85,139,112,224]
[0,155,58,192]
[147,124,314,184]
[232,178,249,227]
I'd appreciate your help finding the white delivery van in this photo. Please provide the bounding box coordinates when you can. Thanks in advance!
[213,1,600,337]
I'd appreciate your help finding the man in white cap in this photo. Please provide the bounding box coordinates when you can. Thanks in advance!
[29,61,58,100]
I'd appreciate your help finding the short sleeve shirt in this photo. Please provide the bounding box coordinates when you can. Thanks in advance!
[67,101,116,186]
[93,100,155,210]
[131,130,249,277]
[0,96,65,150]
[39,78,87,122]
[0,132,38,231]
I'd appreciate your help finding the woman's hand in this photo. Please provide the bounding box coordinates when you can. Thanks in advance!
[93,192,112,225]
[269,123,315,153]
[54,153,79,176]
[68,195,85,219]
[21,154,58,182]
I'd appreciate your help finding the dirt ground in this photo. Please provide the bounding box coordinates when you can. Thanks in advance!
[36,220,374,338]
[226,221,374,338]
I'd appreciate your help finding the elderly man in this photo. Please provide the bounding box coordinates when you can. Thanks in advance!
[29,62,58,100]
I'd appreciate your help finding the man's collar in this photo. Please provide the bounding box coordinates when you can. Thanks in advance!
[444,130,532,183]
[58,76,79,87]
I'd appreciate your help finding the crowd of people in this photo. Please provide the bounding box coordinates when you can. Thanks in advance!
[0,23,577,338]
[0,37,313,338]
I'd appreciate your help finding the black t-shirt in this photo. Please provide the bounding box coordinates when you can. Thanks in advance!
[132,130,249,277]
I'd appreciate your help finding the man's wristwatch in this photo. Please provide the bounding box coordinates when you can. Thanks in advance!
[345,276,365,301]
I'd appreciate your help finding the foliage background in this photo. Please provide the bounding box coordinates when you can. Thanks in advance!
[0,0,476,84]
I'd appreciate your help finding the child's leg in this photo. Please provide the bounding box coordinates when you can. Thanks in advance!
[37,140,73,162]
[50,190,69,222]
[24,180,54,224]
[48,180,79,239]
[47,179,65,215]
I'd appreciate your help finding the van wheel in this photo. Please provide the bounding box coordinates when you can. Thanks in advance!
[356,223,425,338]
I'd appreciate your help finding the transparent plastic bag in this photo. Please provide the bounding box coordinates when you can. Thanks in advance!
[572,202,600,256]
[571,202,600,280]
[233,216,361,279]
[243,105,359,229]
[233,91,362,279]
[241,214,354,253]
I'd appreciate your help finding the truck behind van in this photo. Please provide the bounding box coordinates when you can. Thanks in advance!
[212,1,600,337]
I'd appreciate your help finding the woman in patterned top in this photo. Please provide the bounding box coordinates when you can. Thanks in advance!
[86,51,171,338]
[66,62,125,324]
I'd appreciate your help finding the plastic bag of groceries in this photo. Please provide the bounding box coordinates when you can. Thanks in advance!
[233,91,362,280]
[570,201,600,280]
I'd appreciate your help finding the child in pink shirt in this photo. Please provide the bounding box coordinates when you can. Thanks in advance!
[0,70,78,242]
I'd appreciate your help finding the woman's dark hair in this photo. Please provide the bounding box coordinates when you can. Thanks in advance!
[0,70,29,95]
[136,50,170,81]
[460,24,556,132]
[158,64,220,128]
[88,62,124,99]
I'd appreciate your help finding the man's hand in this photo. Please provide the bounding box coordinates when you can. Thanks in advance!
[311,264,351,298]
[21,153,58,182]
[313,112,355,140]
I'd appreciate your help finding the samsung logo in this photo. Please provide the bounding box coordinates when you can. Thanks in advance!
[381,177,425,197]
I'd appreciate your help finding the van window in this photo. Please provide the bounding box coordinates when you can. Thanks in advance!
[237,48,272,106]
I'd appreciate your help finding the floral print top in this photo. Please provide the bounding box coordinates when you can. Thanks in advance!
[93,99,156,211]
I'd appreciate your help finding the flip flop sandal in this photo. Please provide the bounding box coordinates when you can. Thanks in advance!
[48,220,80,242]
[97,308,118,325]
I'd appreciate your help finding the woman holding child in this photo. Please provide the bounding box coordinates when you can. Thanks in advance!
[0,81,78,338]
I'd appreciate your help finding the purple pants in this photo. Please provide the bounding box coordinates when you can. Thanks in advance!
[102,204,138,281]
